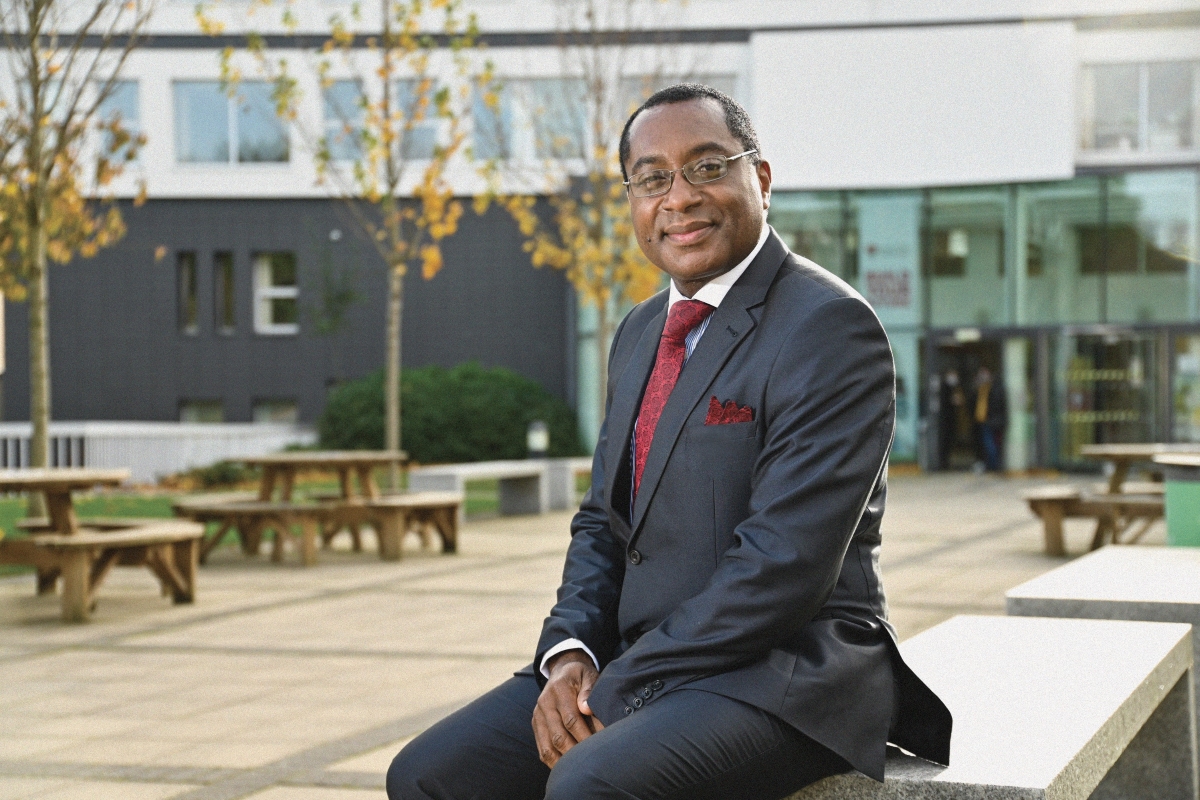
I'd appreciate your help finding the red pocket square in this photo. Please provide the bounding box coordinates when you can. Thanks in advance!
[705,396,754,425]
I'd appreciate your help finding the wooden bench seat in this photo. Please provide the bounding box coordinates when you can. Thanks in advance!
[0,518,204,622]
[790,615,1196,799]
[1023,486,1164,556]
[173,491,463,566]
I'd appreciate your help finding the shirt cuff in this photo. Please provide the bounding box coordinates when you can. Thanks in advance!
[539,639,600,678]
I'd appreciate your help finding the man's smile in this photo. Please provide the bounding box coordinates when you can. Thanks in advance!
[662,221,715,246]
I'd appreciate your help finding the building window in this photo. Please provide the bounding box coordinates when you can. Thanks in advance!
[252,399,299,423]
[214,251,235,334]
[97,80,139,162]
[323,79,365,162]
[396,79,440,160]
[174,81,289,164]
[180,400,224,423]
[520,79,587,159]
[473,84,513,160]
[253,251,299,335]
[1080,61,1199,153]
[178,251,198,335]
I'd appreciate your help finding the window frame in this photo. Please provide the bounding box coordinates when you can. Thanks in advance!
[252,251,300,336]
[173,80,290,165]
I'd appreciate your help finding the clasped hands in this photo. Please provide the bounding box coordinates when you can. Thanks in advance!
[533,649,605,768]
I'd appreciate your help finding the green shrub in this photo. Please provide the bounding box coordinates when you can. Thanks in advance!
[319,363,586,463]
[188,460,257,488]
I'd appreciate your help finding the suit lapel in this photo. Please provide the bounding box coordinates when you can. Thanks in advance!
[604,299,668,518]
[631,232,790,533]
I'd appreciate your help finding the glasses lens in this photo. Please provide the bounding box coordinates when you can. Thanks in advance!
[631,170,672,197]
[683,157,729,185]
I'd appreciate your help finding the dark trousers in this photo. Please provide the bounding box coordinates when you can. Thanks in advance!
[387,673,849,800]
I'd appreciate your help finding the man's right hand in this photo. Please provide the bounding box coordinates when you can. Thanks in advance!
[532,649,604,768]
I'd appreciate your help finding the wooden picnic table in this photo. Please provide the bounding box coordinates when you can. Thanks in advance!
[1079,444,1200,494]
[0,468,129,535]
[240,451,407,502]
[0,468,204,621]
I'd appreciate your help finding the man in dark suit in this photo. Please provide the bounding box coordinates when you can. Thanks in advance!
[388,83,951,800]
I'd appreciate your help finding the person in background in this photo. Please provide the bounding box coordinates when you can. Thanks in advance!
[972,366,1007,472]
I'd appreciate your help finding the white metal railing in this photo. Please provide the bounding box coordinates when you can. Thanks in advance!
[0,422,317,484]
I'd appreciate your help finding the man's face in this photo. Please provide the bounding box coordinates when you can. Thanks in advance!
[624,98,772,296]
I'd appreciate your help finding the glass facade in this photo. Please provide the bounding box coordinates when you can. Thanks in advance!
[770,166,1200,468]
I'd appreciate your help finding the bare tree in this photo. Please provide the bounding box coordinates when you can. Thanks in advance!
[0,0,151,492]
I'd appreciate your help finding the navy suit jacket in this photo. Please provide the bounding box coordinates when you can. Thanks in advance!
[534,230,952,780]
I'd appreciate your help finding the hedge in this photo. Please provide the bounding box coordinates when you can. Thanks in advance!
[318,363,586,463]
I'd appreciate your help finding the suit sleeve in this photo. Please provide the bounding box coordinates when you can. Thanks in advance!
[532,315,631,687]
[586,295,896,722]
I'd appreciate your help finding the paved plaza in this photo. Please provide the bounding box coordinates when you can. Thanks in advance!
[0,472,1160,799]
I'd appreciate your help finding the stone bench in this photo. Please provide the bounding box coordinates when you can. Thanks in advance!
[1023,486,1164,555]
[790,615,1197,799]
[1007,545,1200,764]
[409,460,550,523]
[0,519,204,622]
[545,457,593,511]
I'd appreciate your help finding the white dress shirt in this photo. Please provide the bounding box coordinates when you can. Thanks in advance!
[541,223,771,678]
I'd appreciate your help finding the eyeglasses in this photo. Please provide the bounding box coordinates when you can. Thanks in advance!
[623,149,757,198]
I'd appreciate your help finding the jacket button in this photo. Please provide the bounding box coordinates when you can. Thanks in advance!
[632,697,643,708]
[624,706,634,715]
[639,687,653,700]
[628,549,642,565]
[650,679,663,691]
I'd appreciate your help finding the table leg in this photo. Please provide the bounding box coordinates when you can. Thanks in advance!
[258,467,277,501]
[279,469,296,502]
[357,466,380,500]
[1109,461,1128,494]
[60,549,91,622]
[435,507,457,554]
[299,518,318,567]
[377,511,403,561]
[338,469,353,499]
[1039,502,1066,557]
[45,490,78,536]
[172,538,198,603]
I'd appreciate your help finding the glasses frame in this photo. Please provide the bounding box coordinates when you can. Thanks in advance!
[623,149,758,198]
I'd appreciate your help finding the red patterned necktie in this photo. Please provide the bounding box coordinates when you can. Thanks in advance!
[634,299,715,496]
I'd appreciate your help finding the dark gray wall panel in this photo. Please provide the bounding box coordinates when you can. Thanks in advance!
[2,198,573,423]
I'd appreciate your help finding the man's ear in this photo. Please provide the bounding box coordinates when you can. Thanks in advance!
[757,159,772,210]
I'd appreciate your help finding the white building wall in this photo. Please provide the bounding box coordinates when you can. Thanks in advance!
[751,23,1078,191]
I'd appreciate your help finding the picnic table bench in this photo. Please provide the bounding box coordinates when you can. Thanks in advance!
[1008,545,1200,753]
[791,615,1197,799]
[0,518,203,622]
[173,492,462,565]
[1023,486,1163,556]
[0,468,207,622]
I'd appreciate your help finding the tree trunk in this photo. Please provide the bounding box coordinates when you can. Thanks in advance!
[385,263,404,490]
[595,299,611,423]
[27,218,51,517]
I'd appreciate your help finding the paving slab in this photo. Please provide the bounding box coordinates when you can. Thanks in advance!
[0,473,1118,798]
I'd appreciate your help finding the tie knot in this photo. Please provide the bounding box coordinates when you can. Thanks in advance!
[663,300,714,342]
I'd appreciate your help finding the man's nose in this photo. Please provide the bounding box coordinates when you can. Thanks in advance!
[660,171,703,212]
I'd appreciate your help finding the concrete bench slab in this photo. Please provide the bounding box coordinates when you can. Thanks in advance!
[790,615,1197,799]
[544,457,593,511]
[1007,546,1200,756]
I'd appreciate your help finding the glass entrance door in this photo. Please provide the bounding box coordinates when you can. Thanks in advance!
[1055,332,1164,465]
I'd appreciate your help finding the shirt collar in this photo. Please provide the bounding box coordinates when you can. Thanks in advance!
[667,224,770,310]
